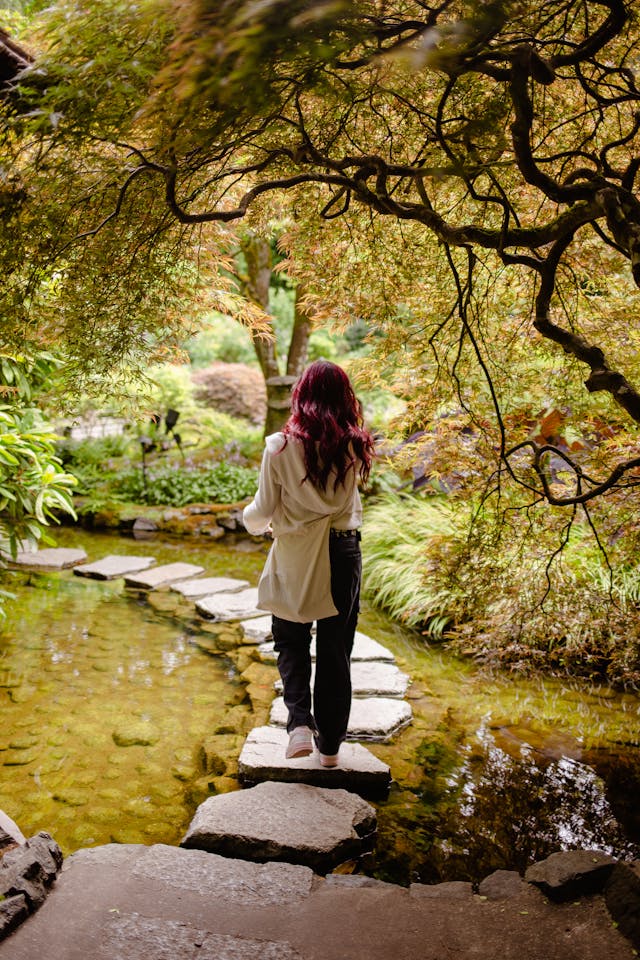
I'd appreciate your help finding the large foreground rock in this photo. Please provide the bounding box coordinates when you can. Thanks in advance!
[269,696,412,741]
[181,781,376,872]
[238,726,391,799]
[525,850,616,901]
[0,842,634,960]
[0,831,63,941]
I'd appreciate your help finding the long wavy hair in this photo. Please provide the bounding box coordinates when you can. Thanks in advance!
[281,360,375,491]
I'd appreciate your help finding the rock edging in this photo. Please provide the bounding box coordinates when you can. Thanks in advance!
[0,827,63,941]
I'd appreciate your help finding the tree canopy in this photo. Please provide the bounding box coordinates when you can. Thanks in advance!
[3,0,640,506]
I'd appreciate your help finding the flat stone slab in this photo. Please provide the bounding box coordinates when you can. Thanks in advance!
[238,726,391,799]
[124,562,205,589]
[240,615,273,641]
[170,576,250,598]
[259,630,396,664]
[269,696,412,742]
[275,661,409,698]
[73,555,156,580]
[181,780,376,872]
[9,547,88,569]
[196,588,262,621]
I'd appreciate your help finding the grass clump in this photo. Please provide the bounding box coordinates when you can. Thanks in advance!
[362,494,468,637]
[362,492,640,687]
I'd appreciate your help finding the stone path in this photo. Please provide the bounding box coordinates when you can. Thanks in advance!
[8,545,414,868]
[3,841,635,960]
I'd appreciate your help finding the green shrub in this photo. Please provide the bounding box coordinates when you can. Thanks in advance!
[144,364,197,415]
[56,433,133,468]
[186,313,257,367]
[195,410,262,457]
[112,461,258,506]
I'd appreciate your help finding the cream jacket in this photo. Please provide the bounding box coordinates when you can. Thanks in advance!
[242,432,363,622]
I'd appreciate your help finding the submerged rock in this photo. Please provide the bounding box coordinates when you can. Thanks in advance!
[112,722,160,747]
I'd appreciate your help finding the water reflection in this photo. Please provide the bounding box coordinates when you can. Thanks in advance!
[374,720,639,886]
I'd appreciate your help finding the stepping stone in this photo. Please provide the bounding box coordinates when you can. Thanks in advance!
[181,780,376,872]
[73,555,156,580]
[352,631,396,662]
[238,726,391,799]
[239,615,273,641]
[9,547,88,569]
[124,562,204,589]
[275,661,409,699]
[196,588,262,621]
[259,630,396,664]
[269,696,412,742]
[170,576,250,598]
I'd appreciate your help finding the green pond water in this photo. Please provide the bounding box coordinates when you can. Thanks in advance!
[1,526,640,885]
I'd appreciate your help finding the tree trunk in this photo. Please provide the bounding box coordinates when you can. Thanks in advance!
[287,286,311,378]
[239,231,310,437]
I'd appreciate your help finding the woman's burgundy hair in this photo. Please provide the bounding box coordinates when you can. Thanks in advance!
[281,360,375,490]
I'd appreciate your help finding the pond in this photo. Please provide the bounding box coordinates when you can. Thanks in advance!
[1,526,639,885]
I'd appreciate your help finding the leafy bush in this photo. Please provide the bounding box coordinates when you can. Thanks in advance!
[112,461,258,506]
[196,410,263,459]
[0,355,77,561]
[56,433,132,468]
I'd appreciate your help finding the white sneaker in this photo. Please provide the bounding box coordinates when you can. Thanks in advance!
[319,751,339,768]
[285,726,314,759]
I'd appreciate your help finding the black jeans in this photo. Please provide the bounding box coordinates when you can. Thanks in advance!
[271,531,362,755]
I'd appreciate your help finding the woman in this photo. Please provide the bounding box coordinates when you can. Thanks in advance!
[242,360,375,767]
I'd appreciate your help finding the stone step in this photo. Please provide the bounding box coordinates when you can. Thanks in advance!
[124,562,205,589]
[8,547,88,569]
[169,576,250,598]
[73,555,156,580]
[274,660,409,699]
[269,696,412,742]
[238,726,391,799]
[257,630,397,664]
[181,780,377,872]
[238,615,273,641]
[195,588,262,621]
